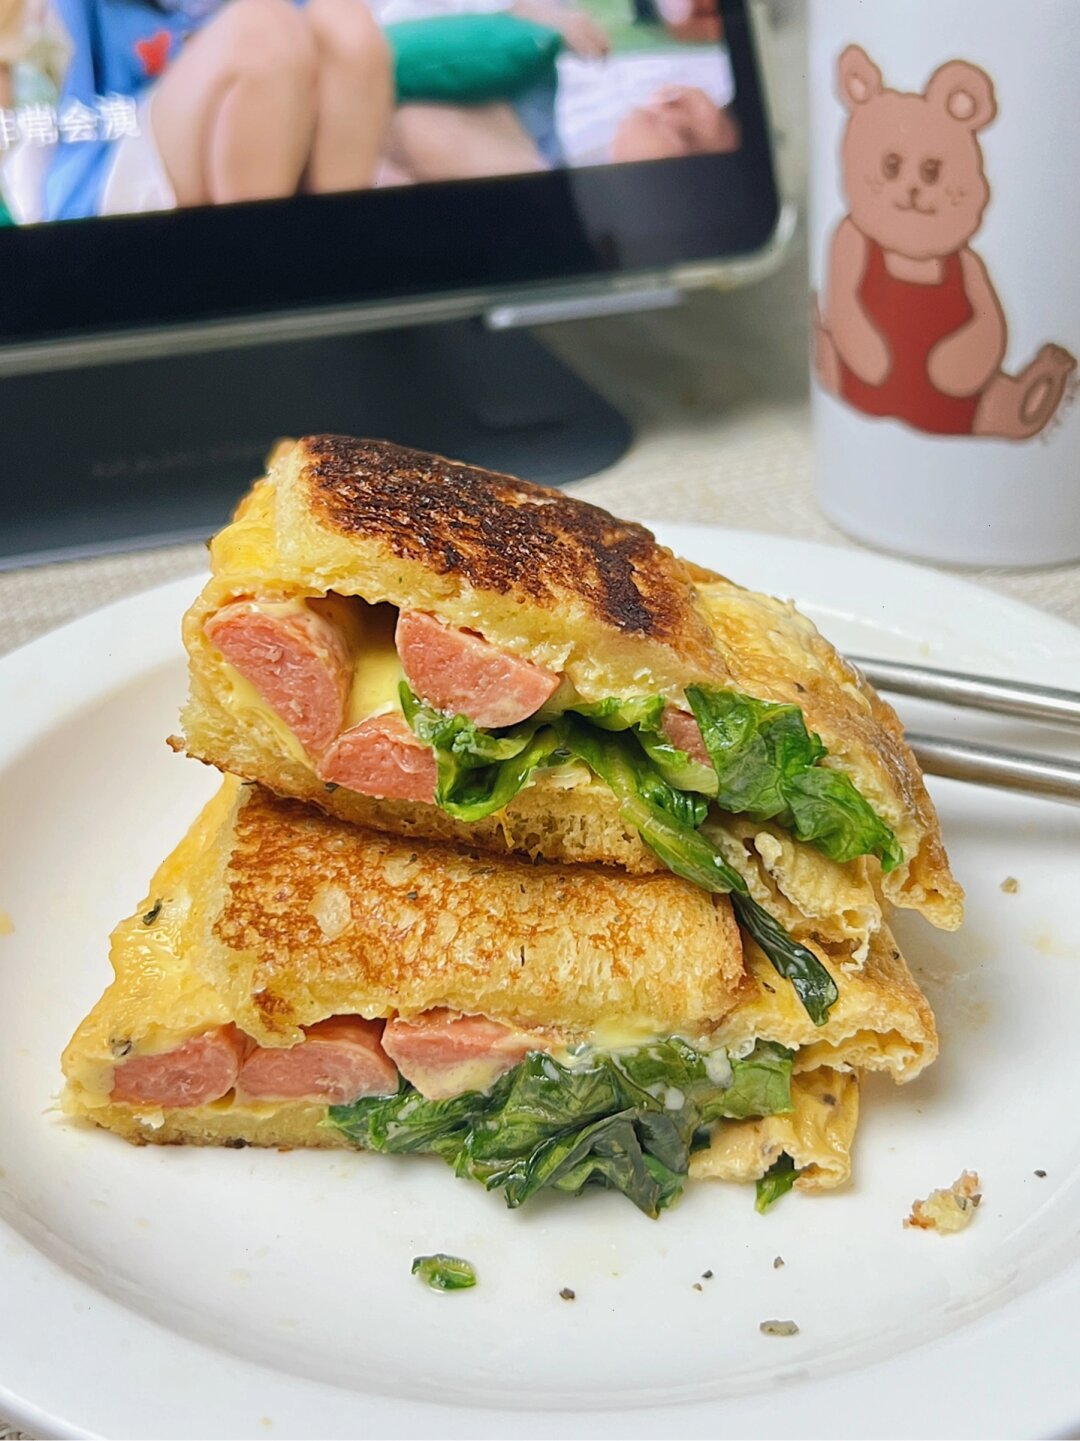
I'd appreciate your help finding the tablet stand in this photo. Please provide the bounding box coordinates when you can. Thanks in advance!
[0,319,631,569]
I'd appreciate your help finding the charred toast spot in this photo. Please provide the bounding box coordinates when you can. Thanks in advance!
[299,437,693,640]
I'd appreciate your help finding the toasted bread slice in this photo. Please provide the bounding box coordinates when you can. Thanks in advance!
[177,437,962,950]
[63,781,935,1153]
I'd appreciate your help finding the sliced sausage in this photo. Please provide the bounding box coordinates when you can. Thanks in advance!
[110,1025,247,1108]
[317,713,437,803]
[663,705,713,769]
[381,1009,543,1100]
[205,600,352,755]
[237,1016,398,1105]
[395,610,560,729]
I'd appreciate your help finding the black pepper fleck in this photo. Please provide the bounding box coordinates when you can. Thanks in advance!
[692,1283,703,1292]
[405,891,418,901]
[701,1269,713,1280]
[559,1287,575,1301]
[773,1256,784,1269]
[141,899,163,926]
[1034,1169,1047,1178]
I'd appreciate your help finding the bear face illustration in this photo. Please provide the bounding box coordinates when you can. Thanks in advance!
[814,44,1076,440]
[840,50,994,264]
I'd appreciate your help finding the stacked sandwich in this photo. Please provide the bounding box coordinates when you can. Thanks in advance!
[63,438,962,1217]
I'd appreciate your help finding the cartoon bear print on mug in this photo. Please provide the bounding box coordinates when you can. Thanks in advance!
[814,44,1076,439]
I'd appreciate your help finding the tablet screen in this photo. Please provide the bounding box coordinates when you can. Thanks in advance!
[0,0,737,225]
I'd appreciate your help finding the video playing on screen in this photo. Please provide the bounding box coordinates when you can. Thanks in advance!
[0,0,738,225]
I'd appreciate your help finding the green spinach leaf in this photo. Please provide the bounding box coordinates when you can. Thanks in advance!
[329,1040,794,1218]
[755,1152,801,1213]
[565,695,666,732]
[703,1041,797,1121]
[730,893,839,1028]
[397,692,843,1024]
[685,685,902,870]
[411,1254,477,1291]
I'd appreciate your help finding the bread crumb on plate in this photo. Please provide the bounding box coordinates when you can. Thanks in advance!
[904,1170,982,1232]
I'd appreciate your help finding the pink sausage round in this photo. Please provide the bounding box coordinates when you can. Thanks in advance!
[663,705,712,768]
[237,1016,398,1105]
[395,610,560,729]
[317,713,437,803]
[381,1010,537,1100]
[110,1026,247,1108]
[205,601,352,755]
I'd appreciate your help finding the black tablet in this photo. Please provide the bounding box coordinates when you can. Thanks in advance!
[0,0,780,344]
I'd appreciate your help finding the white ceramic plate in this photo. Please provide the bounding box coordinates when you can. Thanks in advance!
[2,526,1080,1441]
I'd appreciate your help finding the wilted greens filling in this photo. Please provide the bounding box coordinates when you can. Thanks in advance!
[329,1038,794,1218]
[401,683,902,1026]
[755,1153,801,1213]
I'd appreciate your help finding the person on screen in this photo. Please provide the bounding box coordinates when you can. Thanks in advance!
[368,0,736,182]
[373,0,610,179]
[632,0,721,45]
[381,30,737,184]
[610,84,739,162]
[383,80,736,183]
[44,0,394,221]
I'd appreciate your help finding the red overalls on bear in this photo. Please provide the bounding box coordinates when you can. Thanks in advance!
[839,240,980,435]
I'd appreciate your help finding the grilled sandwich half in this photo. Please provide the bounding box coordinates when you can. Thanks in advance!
[63,780,936,1216]
[175,437,961,1025]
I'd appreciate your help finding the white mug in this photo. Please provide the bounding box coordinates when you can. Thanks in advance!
[808,0,1080,566]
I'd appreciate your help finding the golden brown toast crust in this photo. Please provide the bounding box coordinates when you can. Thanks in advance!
[61,780,939,1151]
[195,785,747,1046]
[301,436,716,654]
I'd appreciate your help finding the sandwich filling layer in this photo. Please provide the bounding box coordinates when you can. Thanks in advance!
[62,781,936,1216]
[89,999,800,1217]
[201,591,909,1024]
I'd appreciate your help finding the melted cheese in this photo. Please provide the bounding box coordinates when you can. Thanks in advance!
[342,603,404,727]
[218,662,311,765]
[588,1017,679,1050]
[61,784,238,1109]
[214,595,405,763]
